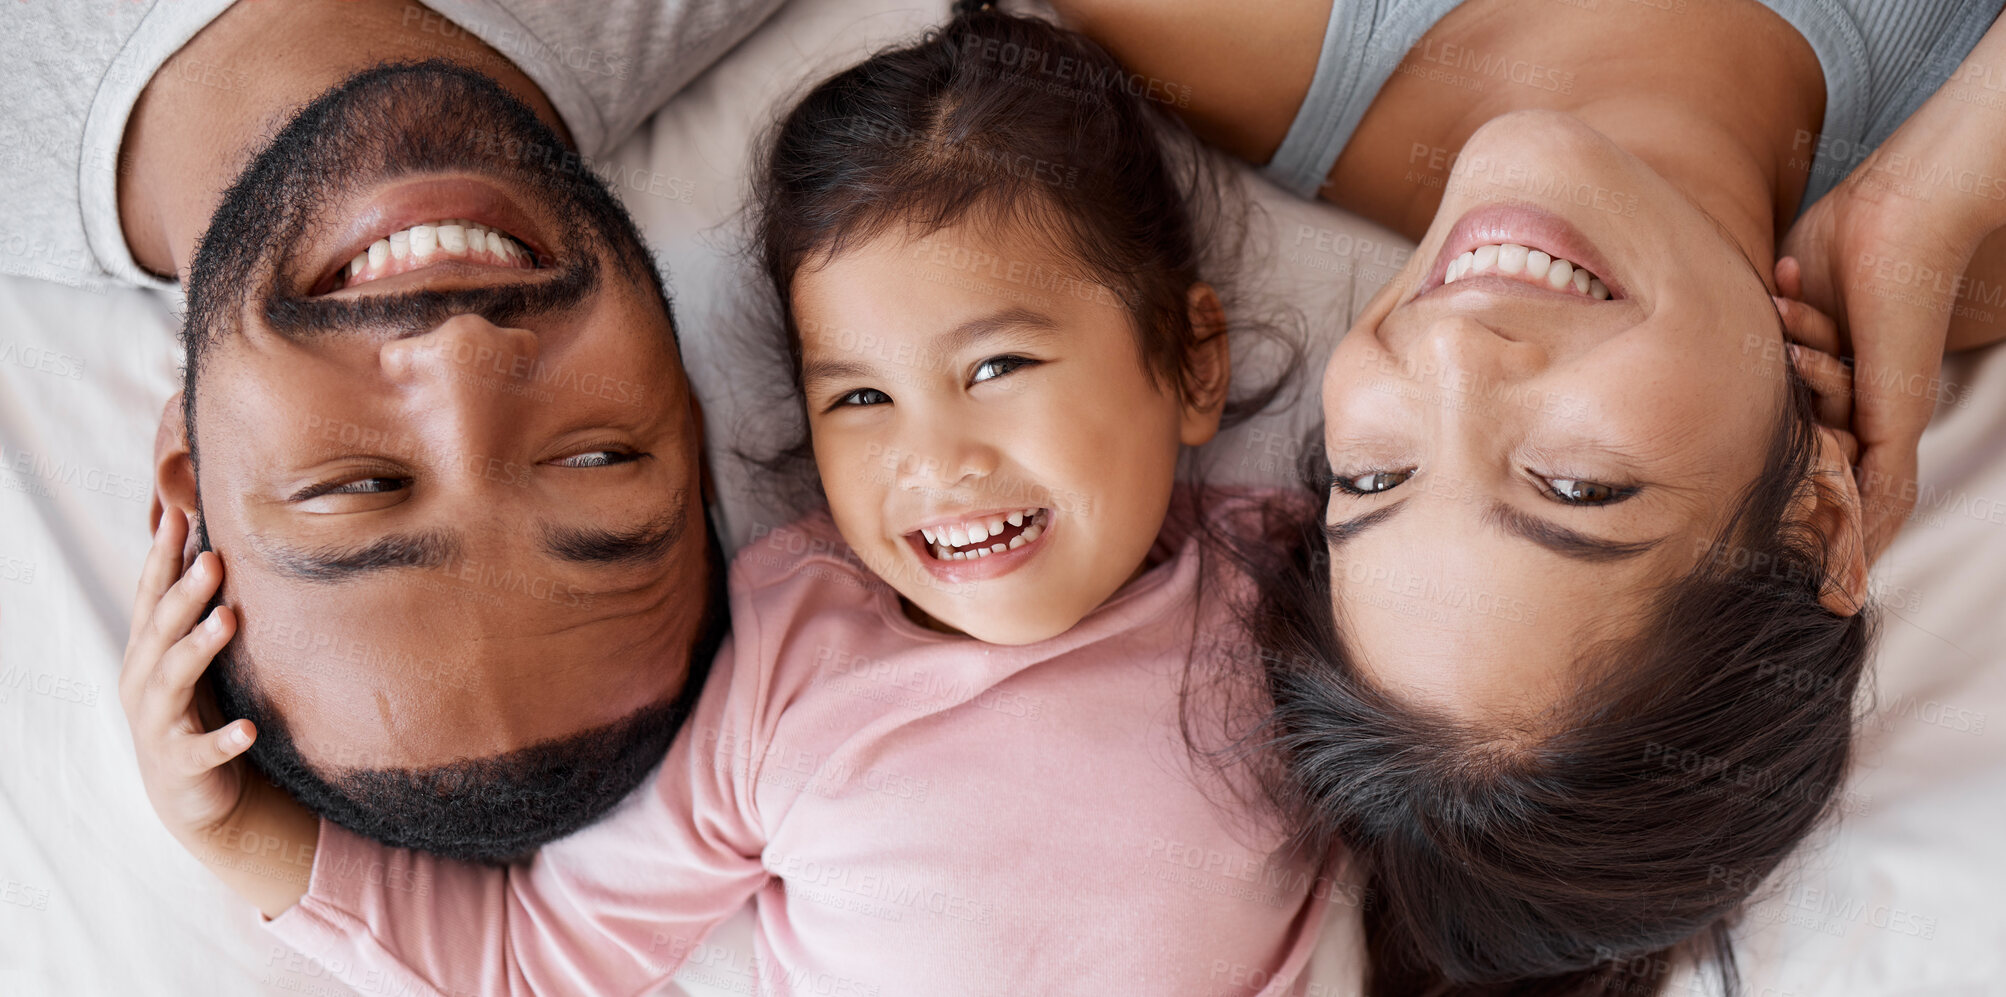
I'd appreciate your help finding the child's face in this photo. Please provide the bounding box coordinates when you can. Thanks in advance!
[792,217,1208,644]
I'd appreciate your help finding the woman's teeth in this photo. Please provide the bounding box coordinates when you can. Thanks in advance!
[919,508,1047,560]
[338,219,535,288]
[1444,242,1610,299]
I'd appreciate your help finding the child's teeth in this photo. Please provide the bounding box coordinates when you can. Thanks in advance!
[1546,259,1574,290]
[920,527,937,545]
[409,224,438,259]
[1524,250,1552,280]
[1008,535,1027,549]
[947,525,969,547]
[1020,523,1043,542]
[986,516,1006,535]
[388,230,410,260]
[437,223,467,255]
[968,523,990,544]
[1006,511,1024,528]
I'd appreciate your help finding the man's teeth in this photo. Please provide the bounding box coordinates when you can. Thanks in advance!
[1444,243,1610,300]
[341,219,533,286]
[921,508,1046,560]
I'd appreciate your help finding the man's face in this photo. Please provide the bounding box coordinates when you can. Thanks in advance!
[171,62,714,859]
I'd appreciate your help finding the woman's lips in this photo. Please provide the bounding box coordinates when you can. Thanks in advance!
[1417,203,1625,304]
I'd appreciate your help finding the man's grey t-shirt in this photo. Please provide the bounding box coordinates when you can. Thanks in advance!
[0,0,784,292]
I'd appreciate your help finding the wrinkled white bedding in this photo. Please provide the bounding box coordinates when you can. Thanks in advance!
[1,0,2000,993]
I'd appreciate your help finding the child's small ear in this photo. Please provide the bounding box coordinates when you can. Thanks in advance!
[153,392,202,567]
[1180,282,1230,447]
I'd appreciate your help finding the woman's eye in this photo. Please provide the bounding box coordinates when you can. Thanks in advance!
[833,388,891,408]
[554,450,644,469]
[1332,469,1411,495]
[1545,478,1629,504]
[971,356,1035,384]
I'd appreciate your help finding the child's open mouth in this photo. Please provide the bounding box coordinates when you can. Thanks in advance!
[912,508,1049,560]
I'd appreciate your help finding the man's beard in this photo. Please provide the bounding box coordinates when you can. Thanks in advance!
[181,60,707,861]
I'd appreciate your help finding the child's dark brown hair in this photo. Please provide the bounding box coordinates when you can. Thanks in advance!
[747,1,1292,486]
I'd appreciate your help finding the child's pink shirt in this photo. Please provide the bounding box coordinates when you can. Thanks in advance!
[266,511,1337,996]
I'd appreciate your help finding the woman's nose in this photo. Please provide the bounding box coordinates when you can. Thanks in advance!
[1413,314,1539,385]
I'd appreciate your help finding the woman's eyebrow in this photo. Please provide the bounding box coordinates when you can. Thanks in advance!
[1322,500,1661,563]
[1486,503,1662,563]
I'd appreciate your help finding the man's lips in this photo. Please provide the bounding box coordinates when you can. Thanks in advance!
[330,219,536,292]
[304,176,555,296]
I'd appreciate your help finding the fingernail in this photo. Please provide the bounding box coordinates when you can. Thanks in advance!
[206,610,225,634]
[230,725,251,748]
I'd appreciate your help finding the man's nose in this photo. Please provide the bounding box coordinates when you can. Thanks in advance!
[378,315,543,449]
[380,314,542,389]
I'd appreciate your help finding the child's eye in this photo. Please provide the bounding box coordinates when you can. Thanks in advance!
[971,356,1037,384]
[554,450,645,469]
[831,388,892,409]
[1328,469,1411,495]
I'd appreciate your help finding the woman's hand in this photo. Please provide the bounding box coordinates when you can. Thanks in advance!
[1777,24,2006,562]
[120,507,317,918]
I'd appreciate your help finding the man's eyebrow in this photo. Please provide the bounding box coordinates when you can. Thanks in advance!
[251,530,461,582]
[1321,499,1662,563]
[798,306,1062,389]
[540,507,686,566]
[1486,502,1662,563]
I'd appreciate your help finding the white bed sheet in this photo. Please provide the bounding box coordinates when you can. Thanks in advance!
[0,0,2000,994]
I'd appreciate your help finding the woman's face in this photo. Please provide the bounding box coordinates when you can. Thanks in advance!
[1321,110,1789,720]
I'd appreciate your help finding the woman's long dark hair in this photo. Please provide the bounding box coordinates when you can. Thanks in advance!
[1226,363,1876,995]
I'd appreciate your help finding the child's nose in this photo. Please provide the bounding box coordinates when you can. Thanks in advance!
[894,421,1000,490]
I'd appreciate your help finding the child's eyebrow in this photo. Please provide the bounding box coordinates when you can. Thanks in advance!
[799,306,1062,389]
[941,306,1061,351]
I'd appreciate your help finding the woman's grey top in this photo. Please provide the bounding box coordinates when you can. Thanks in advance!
[1264,0,2003,215]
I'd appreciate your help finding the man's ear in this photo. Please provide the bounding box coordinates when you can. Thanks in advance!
[1795,424,1869,616]
[1179,282,1231,447]
[154,391,202,567]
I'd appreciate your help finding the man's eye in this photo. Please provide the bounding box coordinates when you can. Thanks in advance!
[1330,470,1411,495]
[972,356,1036,384]
[833,388,891,408]
[554,450,644,469]
[297,476,409,500]
[1544,478,1631,504]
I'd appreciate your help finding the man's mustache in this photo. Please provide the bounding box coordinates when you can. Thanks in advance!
[261,252,598,339]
